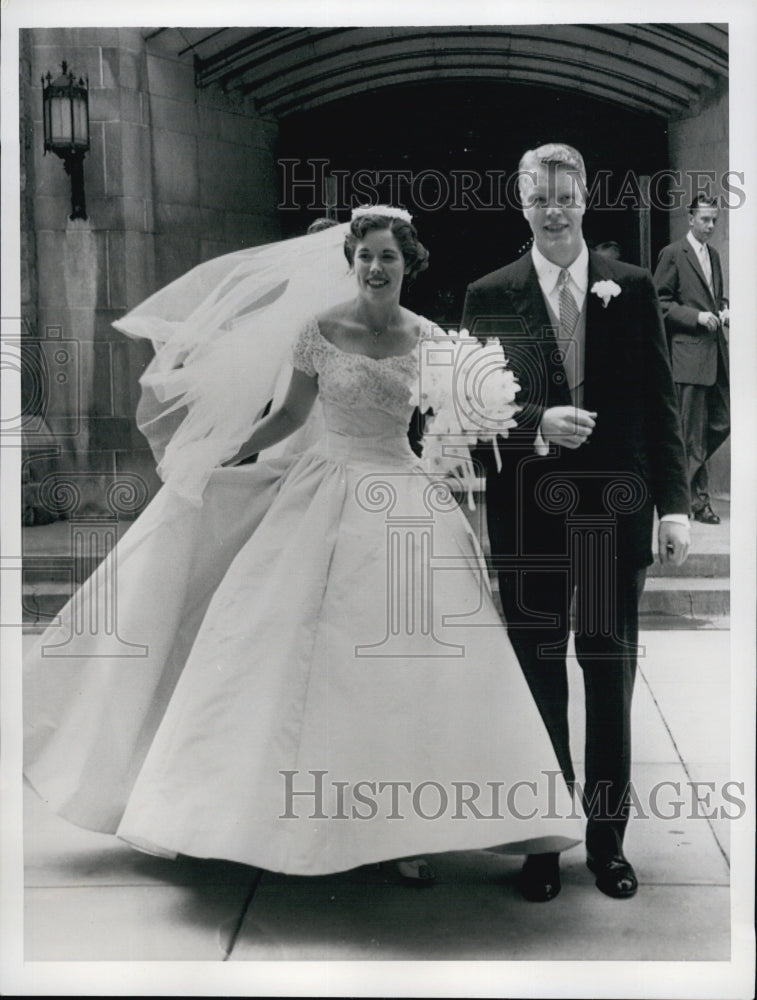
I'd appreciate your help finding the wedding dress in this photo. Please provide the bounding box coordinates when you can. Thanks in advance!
[24,221,582,875]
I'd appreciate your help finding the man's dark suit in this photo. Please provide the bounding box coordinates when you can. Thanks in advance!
[653,236,730,514]
[462,250,689,860]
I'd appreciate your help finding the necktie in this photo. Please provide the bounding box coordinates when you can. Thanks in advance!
[558,268,583,405]
[699,245,713,294]
[558,268,580,337]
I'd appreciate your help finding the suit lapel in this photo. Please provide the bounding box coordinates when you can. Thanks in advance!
[507,255,554,340]
[508,255,572,406]
[584,252,616,409]
[711,248,723,303]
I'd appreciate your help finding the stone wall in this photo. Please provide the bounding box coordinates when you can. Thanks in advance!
[667,79,729,281]
[23,27,281,517]
[666,79,730,497]
[144,37,282,286]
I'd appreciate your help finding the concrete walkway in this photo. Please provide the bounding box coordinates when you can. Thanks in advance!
[21,628,747,985]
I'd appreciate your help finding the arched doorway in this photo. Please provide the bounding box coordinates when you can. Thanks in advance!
[277,81,668,324]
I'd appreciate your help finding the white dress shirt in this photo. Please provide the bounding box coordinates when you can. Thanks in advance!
[531,240,589,315]
[686,230,713,292]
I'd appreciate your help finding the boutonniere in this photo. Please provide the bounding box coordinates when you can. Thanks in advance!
[591,280,622,308]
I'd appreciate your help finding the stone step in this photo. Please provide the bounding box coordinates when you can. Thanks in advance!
[478,552,728,579]
[22,581,71,628]
[487,574,729,618]
[23,576,730,630]
[21,497,731,630]
[645,552,729,578]
[638,576,730,618]
[21,547,731,587]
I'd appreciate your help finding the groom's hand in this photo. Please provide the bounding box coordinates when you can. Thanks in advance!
[540,406,597,449]
[658,520,690,566]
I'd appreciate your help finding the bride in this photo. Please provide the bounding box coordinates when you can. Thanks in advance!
[24,206,581,901]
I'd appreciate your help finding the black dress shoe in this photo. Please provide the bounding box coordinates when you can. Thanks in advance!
[693,504,721,524]
[586,853,638,898]
[518,852,561,902]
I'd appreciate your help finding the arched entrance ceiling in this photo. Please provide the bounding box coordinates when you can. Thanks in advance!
[147,24,727,119]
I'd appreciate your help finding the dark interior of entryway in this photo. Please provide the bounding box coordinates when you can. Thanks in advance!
[277,81,668,324]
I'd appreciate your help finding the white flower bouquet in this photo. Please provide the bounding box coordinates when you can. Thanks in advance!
[411,328,520,506]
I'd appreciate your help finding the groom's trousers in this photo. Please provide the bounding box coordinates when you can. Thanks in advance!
[497,562,647,860]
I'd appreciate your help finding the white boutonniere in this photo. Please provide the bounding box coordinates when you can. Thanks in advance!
[591,280,622,308]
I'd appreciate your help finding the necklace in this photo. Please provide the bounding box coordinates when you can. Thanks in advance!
[363,315,397,341]
[357,306,399,342]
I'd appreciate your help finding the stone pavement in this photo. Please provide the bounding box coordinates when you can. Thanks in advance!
[19,628,748,988]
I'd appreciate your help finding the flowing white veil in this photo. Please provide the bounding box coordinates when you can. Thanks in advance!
[113,222,355,505]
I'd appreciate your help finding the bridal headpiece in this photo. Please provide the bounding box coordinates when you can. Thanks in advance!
[351,204,413,224]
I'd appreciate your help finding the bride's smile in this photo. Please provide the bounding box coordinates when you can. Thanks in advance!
[354,229,406,298]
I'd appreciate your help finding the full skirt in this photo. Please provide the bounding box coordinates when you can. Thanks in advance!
[25,435,582,874]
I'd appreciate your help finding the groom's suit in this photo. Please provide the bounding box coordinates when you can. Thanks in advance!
[462,249,689,858]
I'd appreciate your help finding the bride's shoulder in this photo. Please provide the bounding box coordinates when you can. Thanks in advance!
[406,310,446,340]
[399,308,432,338]
[314,301,353,339]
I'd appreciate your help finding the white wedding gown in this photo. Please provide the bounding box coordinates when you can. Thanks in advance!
[24,316,582,875]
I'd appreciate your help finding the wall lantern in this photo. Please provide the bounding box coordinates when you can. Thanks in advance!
[42,61,90,220]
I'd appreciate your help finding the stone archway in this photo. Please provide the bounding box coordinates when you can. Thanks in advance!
[183,24,727,119]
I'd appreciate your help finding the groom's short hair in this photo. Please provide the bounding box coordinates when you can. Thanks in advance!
[517,143,587,202]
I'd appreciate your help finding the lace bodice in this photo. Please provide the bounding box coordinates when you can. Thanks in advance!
[291,316,427,438]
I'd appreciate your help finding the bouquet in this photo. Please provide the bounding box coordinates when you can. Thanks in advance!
[410,328,520,507]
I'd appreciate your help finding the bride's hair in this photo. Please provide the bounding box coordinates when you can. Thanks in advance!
[343,213,430,279]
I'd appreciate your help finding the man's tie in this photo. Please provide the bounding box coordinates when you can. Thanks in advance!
[699,244,714,295]
[558,268,583,405]
[558,268,580,338]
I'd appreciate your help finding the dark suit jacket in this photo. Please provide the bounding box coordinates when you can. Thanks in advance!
[653,236,729,386]
[462,251,689,569]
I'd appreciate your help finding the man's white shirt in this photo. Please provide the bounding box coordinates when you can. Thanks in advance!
[531,240,589,315]
[686,229,713,292]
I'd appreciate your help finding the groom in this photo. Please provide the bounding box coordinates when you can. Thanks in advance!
[461,143,690,899]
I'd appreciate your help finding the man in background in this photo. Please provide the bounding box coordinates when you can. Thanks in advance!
[654,195,730,524]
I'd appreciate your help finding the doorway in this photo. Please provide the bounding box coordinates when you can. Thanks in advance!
[277,81,668,324]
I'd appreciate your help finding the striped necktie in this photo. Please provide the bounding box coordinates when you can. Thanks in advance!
[558,268,583,405]
[558,268,580,337]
